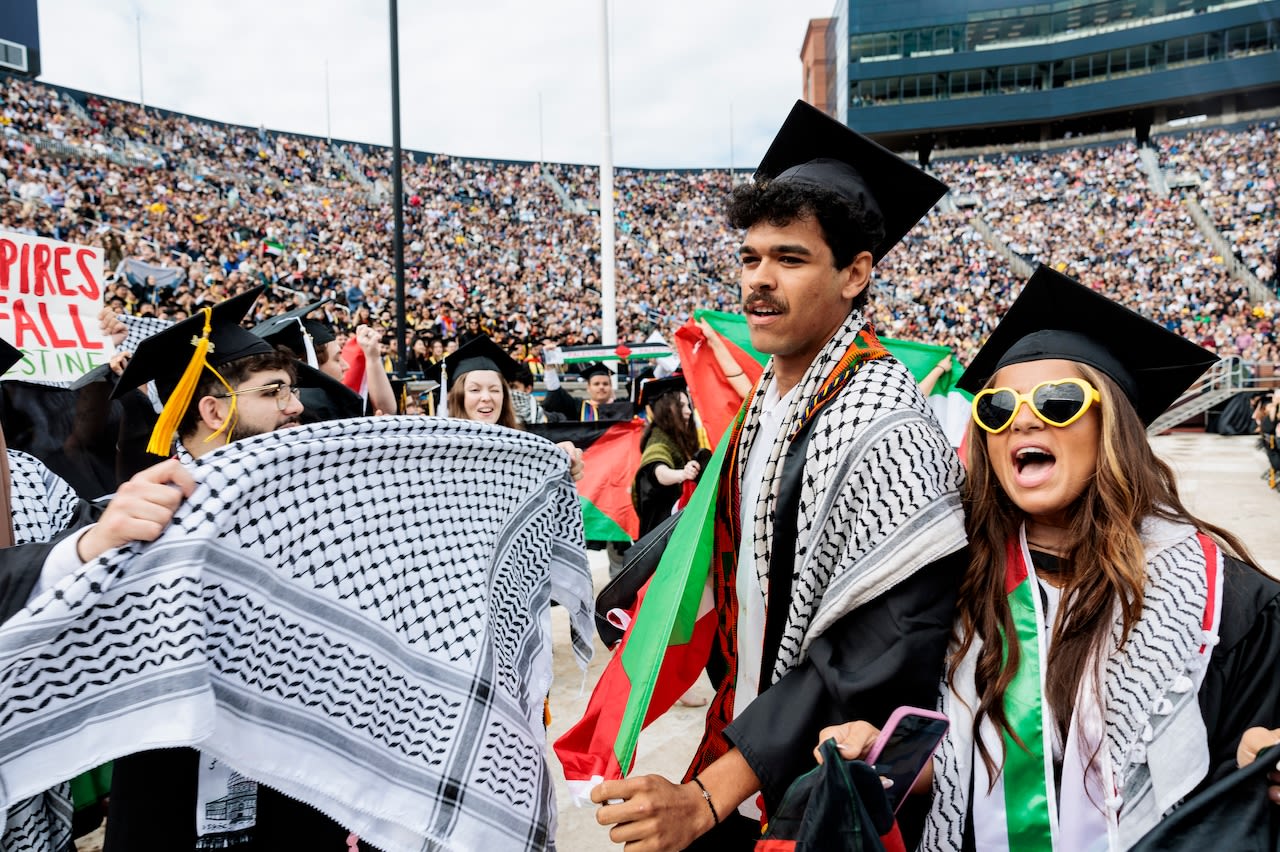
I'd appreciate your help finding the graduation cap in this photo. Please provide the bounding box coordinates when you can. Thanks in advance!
[578,362,612,381]
[635,374,687,410]
[113,286,273,454]
[421,334,520,390]
[755,100,948,264]
[251,299,336,367]
[957,265,1219,425]
[0,337,22,376]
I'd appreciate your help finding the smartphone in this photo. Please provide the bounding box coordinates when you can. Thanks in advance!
[864,706,950,813]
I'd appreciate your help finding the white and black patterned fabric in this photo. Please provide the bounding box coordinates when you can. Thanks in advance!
[2,450,79,852]
[0,417,593,852]
[7,450,78,550]
[119,313,174,354]
[923,518,1220,850]
[736,309,968,682]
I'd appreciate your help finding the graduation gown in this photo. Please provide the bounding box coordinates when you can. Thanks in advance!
[0,501,99,621]
[632,427,686,538]
[952,555,1280,851]
[683,311,968,850]
[692,549,965,850]
[541,388,633,422]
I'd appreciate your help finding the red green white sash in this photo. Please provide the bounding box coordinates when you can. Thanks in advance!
[970,527,1222,852]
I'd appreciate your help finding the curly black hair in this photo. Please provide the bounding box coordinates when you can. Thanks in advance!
[726,179,885,272]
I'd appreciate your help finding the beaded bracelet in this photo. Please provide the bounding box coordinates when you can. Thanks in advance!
[691,776,720,825]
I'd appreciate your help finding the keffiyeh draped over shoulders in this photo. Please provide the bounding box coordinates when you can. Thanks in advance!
[736,309,968,681]
[2,450,79,852]
[7,449,78,547]
[0,417,593,852]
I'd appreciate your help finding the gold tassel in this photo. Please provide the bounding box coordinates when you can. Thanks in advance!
[146,308,237,455]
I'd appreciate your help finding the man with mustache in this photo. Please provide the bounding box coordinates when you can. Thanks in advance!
[592,102,970,850]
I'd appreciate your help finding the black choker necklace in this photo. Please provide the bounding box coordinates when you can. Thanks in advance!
[1029,549,1065,574]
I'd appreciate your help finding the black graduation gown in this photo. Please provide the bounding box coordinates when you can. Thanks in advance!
[541,388,633,422]
[633,454,683,539]
[103,750,374,852]
[686,548,967,850]
[0,499,101,622]
[957,556,1280,852]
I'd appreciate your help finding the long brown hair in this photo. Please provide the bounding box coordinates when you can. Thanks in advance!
[954,363,1257,782]
[641,391,700,461]
[447,371,518,429]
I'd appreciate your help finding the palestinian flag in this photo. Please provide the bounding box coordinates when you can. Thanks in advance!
[556,342,673,364]
[683,310,971,448]
[674,311,766,448]
[528,420,643,541]
[553,427,728,801]
[260,238,286,257]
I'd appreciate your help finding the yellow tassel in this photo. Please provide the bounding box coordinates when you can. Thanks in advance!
[146,308,238,455]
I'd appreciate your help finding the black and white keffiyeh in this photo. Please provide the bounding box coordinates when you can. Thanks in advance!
[119,312,174,354]
[3,450,78,852]
[923,518,1222,850]
[737,309,967,680]
[7,450,78,550]
[0,417,593,852]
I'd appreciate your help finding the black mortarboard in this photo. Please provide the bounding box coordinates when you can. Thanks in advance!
[635,375,687,410]
[578,362,612,381]
[755,100,948,264]
[421,335,520,390]
[251,299,336,366]
[0,338,22,376]
[957,265,1219,425]
[293,362,365,423]
[113,286,271,400]
[112,286,273,454]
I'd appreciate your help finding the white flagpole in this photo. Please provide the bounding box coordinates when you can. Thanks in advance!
[598,0,617,350]
[135,12,145,110]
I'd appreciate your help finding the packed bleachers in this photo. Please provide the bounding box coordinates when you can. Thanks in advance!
[3,73,1277,372]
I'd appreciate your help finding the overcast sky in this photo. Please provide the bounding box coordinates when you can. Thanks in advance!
[35,0,836,169]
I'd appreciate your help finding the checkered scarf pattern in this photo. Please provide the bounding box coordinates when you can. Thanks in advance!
[923,519,1220,850]
[119,313,174,354]
[690,312,968,776]
[2,451,79,852]
[0,417,594,852]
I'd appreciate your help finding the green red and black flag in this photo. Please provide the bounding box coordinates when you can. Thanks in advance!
[674,311,766,448]
[681,309,971,448]
[528,420,643,541]
[553,426,729,800]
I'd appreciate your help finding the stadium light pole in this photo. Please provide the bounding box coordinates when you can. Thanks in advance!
[729,102,735,186]
[598,0,617,349]
[135,12,145,110]
[324,60,332,143]
[389,0,407,375]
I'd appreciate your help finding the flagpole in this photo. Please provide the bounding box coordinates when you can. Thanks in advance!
[389,0,407,375]
[324,59,332,143]
[135,12,145,110]
[598,0,617,349]
[728,102,734,186]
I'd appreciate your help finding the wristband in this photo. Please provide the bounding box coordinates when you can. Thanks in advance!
[723,370,744,378]
[691,776,719,825]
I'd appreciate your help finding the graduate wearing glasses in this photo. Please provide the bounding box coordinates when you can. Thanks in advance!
[827,266,1280,850]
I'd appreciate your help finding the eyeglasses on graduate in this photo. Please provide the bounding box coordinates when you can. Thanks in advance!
[971,377,1101,434]
[213,382,301,411]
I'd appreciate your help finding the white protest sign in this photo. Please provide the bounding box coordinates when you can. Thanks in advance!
[0,230,112,382]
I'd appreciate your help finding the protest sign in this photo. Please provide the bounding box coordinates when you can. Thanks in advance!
[0,230,112,382]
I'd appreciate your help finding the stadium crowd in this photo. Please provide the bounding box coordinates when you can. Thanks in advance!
[2,73,1278,373]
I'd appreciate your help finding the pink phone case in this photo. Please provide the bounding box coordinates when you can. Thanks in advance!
[864,706,950,812]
